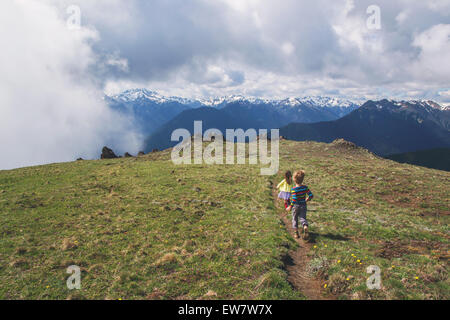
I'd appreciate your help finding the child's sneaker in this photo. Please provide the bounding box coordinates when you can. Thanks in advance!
[294,230,300,239]
[302,225,309,240]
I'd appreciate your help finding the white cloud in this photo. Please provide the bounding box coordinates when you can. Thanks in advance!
[0,0,141,170]
[34,0,449,103]
[105,53,130,73]
[412,24,450,82]
[427,0,450,12]
[281,42,296,56]
[439,90,450,97]
[395,10,409,25]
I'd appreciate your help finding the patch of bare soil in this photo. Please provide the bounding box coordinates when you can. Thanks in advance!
[273,189,334,300]
[419,210,450,217]
[375,240,449,261]
[379,192,446,215]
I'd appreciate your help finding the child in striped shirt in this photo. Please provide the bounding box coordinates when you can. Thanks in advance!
[286,170,314,239]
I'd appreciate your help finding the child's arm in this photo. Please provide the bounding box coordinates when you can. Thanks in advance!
[306,188,314,202]
[276,180,285,190]
[286,194,293,211]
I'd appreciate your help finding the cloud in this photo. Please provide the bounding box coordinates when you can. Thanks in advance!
[2,0,450,169]
[41,0,448,101]
[0,0,141,170]
[412,24,450,82]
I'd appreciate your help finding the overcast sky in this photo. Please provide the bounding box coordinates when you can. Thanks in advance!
[45,0,450,101]
[0,0,449,169]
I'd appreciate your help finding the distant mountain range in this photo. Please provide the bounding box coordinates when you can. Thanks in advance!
[385,148,450,172]
[280,99,450,156]
[143,102,360,152]
[106,89,359,137]
[106,90,196,137]
[107,90,450,163]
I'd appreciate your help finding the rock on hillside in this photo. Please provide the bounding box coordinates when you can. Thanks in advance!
[101,146,118,159]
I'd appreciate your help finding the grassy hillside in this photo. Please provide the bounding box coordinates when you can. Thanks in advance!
[276,141,449,299]
[0,141,448,300]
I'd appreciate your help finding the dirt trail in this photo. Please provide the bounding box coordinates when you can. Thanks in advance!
[273,189,333,300]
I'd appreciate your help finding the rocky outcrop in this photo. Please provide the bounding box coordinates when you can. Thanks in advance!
[101,147,118,159]
[331,139,358,150]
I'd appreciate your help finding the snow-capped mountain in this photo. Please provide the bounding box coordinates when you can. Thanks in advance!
[388,99,449,111]
[198,95,265,107]
[105,89,196,137]
[105,89,449,153]
[274,96,357,108]
[106,89,361,138]
[109,89,162,102]
[107,89,358,109]
[108,89,201,107]
[142,94,361,151]
[108,89,449,112]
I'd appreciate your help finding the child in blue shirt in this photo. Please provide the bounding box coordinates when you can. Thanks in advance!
[286,170,314,239]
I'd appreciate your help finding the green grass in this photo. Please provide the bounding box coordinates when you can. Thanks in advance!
[275,141,449,300]
[0,140,448,300]
[0,148,298,300]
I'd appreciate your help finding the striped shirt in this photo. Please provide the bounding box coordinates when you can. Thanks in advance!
[290,185,313,205]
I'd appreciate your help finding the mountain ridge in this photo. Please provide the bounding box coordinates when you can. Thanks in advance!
[280,99,450,156]
[106,89,360,144]
[107,88,359,109]
[143,101,359,152]
[385,148,450,172]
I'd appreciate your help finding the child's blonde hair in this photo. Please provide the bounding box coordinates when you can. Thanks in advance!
[293,170,306,185]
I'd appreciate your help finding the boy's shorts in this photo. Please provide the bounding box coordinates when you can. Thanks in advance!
[292,204,308,229]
